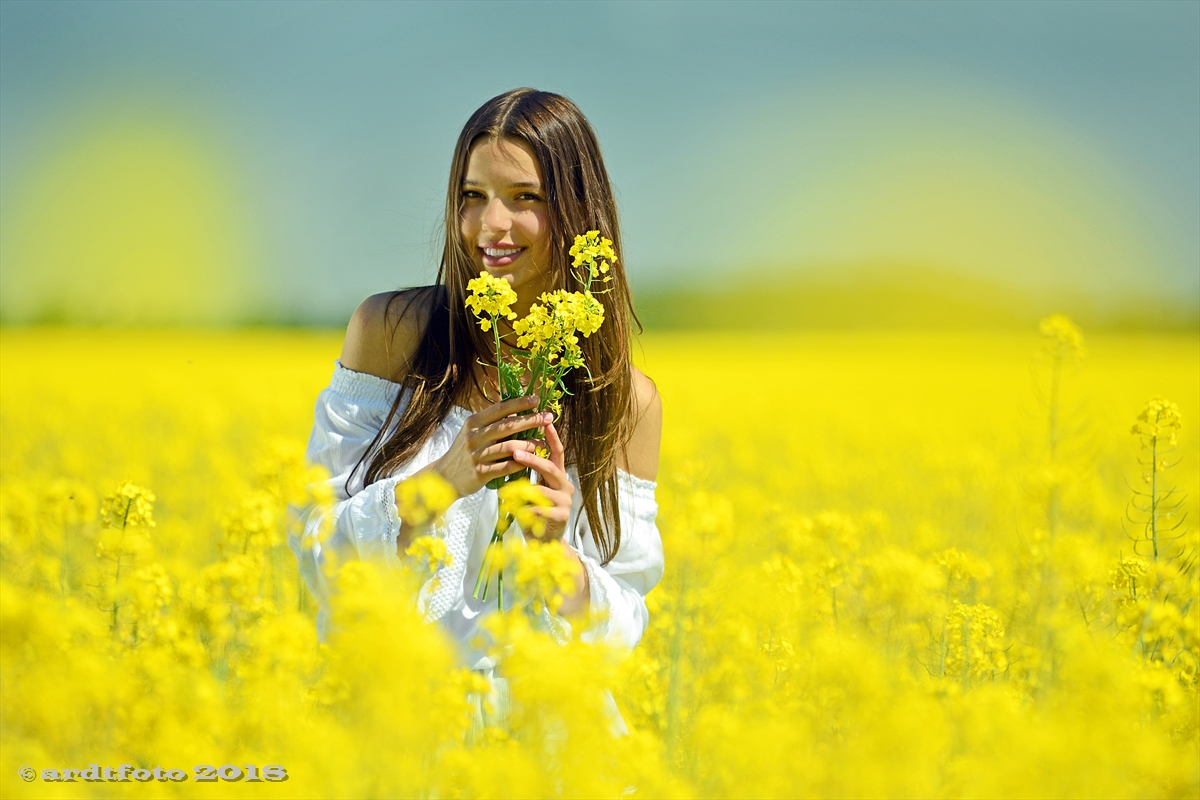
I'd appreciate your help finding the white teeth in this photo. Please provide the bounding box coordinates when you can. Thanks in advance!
[484,247,522,257]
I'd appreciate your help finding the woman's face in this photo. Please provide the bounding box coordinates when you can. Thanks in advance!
[460,137,554,301]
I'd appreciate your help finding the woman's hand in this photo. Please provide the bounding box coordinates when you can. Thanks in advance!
[430,395,552,499]
[511,421,575,542]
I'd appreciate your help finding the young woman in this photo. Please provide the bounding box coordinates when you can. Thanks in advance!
[288,89,663,719]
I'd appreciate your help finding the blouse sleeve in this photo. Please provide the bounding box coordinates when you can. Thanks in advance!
[565,471,665,652]
[286,363,418,641]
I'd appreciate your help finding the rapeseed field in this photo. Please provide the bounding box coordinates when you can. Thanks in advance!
[1,324,1196,798]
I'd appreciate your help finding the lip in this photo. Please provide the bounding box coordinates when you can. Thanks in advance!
[479,244,525,268]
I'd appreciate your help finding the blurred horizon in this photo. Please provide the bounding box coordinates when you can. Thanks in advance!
[2,261,1196,333]
[1,0,1197,329]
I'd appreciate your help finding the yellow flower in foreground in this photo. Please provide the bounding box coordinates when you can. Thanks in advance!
[498,478,552,539]
[464,272,518,325]
[405,535,453,573]
[396,471,457,528]
[6,327,1197,799]
[506,538,581,616]
[100,481,156,529]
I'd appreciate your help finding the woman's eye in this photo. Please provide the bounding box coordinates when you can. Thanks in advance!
[462,190,484,200]
[517,192,543,202]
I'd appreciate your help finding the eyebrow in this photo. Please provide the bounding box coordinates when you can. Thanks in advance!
[462,179,542,190]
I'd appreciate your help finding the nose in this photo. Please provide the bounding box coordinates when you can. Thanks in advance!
[481,196,512,236]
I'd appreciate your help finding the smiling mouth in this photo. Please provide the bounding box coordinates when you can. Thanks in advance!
[480,246,524,267]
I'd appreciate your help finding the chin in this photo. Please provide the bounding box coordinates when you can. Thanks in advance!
[484,261,534,289]
[471,252,554,299]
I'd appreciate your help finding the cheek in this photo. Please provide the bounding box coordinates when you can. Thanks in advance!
[523,210,551,254]
[460,208,480,241]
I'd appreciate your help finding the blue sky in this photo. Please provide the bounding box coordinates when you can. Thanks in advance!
[1,1,1197,324]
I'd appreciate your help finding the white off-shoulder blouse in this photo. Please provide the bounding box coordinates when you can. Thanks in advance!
[287,362,665,677]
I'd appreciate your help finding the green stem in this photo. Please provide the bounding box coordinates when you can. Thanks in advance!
[475,534,493,601]
[473,531,495,600]
[529,358,545,410]
[111,504,130,639]
[110,553,122,638]
[472,515,513,606]
[493,315,503,397]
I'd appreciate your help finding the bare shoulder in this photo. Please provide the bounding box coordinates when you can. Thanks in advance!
[340,287,438,383]
[619,366,663,482]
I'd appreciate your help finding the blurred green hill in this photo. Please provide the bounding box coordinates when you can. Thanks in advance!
[633,264,1199,332]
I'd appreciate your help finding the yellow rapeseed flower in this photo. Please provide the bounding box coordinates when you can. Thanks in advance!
[464,272,518,326]
[506,538,581,616]
[1131,396,1182,447]
[568,230,618,279]
[944,601,1007,683]
[1039,313,1086,359]
[405,535,453,573]
[571,290,605,337]
[132,562,173,621]
[4,327,1198,799]
[100,481,156,529]
[512,290,600,364]
[497,478,552,539]
[395,471,457,528]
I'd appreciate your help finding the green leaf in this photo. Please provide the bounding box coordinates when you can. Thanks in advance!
[498,360,524,400]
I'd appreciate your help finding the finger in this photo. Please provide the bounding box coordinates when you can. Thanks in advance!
[545,422,566,472]
[468,395,540,429]
[476,457,531,482]
[532,506,571,524]
[476,438,540,464]
[533,485,573,514]
[477,411,553,447]
[512,448,571,492]
[533,506,571,539]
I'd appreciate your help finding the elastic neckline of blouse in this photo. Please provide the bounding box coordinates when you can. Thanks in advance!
[331,360,471,417]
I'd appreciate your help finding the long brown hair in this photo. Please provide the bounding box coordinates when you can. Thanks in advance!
[352,88,638,565]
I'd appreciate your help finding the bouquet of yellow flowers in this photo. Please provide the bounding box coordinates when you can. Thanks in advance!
[464,230,614,609]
